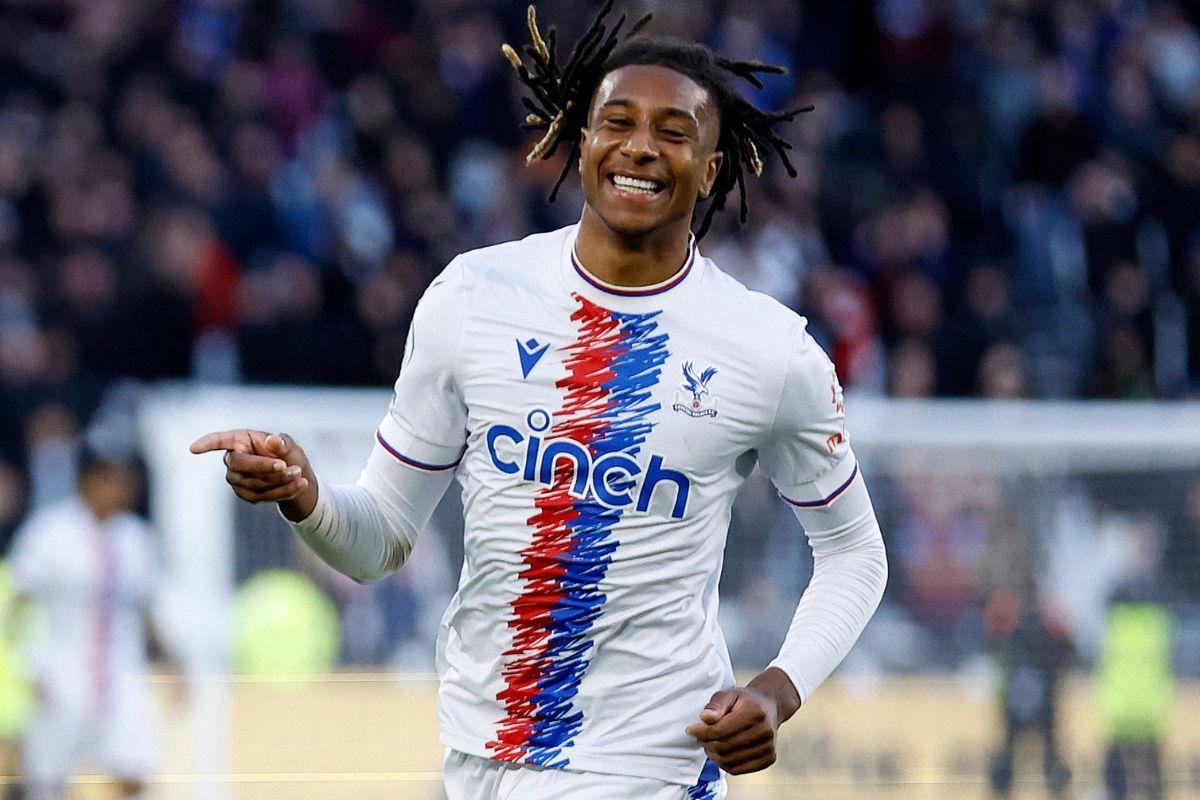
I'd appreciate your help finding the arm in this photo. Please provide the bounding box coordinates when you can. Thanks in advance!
[292,260,468,581]
[759,323,887,705]
[767,458,887,705]
[6,520,45,641]
[687,459,886,774]
[190,259,469,583]
[287,443,457,583]
[8,515,56,597]
[688,322,887,774]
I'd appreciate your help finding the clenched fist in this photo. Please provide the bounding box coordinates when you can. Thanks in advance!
[189,429,318,521]
[685,667,800,775]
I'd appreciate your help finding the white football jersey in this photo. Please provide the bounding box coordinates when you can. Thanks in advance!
[375,223,859,787]
[8,498,159,706]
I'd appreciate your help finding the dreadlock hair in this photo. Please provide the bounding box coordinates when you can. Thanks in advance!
[503,1,813,240]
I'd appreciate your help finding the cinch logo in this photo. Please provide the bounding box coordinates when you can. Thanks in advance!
[485,409,690,519]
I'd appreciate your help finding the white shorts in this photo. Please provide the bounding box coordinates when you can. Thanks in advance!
[21,680,159,787]
[443,749,727,800]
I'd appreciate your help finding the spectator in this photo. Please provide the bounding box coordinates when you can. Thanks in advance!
[985,582,1074,799]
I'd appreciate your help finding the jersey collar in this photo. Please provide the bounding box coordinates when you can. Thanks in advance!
[560,224,700,309]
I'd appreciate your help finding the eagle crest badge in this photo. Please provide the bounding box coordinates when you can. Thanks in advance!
[672,361,719,418]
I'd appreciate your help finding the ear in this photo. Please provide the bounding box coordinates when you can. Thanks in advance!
[697,150,724,200]
[578,126,590,173]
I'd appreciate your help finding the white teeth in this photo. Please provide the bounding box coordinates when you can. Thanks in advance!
[612,175,660,193]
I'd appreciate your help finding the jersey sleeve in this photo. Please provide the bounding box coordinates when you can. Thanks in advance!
[286,259,470,583]
[757,321,855,502]
[757,321,887,703]
[376,258,470,469]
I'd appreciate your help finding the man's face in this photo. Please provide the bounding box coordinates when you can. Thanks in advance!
[579,64,723,239]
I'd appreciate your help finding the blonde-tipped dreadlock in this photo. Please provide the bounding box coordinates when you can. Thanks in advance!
[501,2,812,239]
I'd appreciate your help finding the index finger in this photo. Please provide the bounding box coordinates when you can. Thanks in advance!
[189,430,255,455]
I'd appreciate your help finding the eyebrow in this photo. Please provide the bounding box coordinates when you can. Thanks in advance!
[599,98,700,126]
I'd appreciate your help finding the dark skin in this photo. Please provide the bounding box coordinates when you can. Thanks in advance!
[575,64,722,286]
[190,62,801,777]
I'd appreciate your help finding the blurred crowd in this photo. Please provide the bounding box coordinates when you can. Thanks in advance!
[0,0,1199,677]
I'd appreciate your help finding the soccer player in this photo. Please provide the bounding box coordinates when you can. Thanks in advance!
[191,5,888,798]
[9,448,163,800]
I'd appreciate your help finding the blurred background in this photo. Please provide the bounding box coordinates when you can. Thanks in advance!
[0,0,1198,797]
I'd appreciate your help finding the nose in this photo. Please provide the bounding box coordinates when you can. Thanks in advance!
[619,123,658,162]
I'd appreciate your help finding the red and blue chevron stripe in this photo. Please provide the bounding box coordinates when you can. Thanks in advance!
[486,293,670,767]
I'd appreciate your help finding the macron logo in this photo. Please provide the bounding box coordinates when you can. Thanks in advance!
[516,337,550,379]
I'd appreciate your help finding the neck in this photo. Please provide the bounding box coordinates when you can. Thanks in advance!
[82,499,114,521]
[574,207,692,287]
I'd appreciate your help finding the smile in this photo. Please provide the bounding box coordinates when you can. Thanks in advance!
[609,173,665,198]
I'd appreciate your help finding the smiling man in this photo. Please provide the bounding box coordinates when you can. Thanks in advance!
[191,4,887,799]
[576,63,718,262]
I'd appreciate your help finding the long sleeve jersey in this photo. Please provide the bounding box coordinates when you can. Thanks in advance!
[290,223,887,787]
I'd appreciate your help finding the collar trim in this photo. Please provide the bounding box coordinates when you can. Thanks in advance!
[570,235,696,297]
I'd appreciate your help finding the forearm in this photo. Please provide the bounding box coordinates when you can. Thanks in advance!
[289,483,409,583]
[769,476,888,704]
[286,442,454,583]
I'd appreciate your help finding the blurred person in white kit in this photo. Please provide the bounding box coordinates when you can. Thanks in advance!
[8,446,163,800]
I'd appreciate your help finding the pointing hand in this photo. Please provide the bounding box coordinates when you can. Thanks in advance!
[189,430,318,521]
